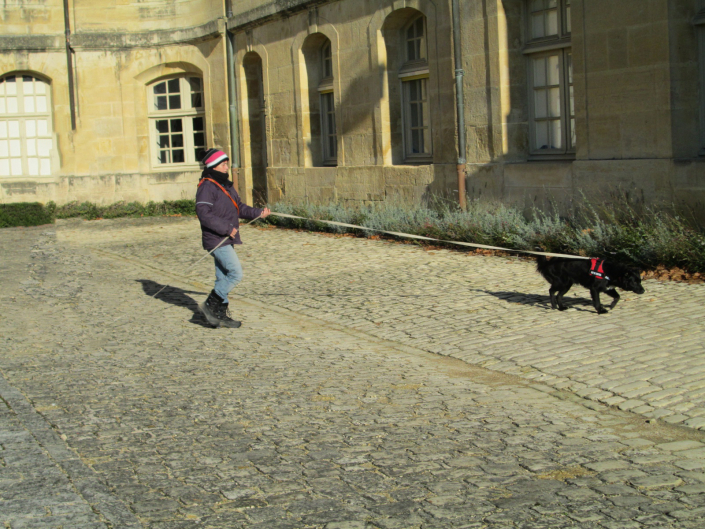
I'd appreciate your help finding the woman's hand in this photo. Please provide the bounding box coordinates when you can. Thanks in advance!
[261,208,271,218]
[230,227,238,237]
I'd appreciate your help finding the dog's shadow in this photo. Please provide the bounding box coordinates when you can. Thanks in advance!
[484,290,595,312]
[136,280,211,327]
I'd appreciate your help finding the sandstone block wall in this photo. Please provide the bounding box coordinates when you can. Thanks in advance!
[2,0,705,221]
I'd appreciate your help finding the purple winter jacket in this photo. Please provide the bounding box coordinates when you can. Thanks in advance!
[195,178,263,250]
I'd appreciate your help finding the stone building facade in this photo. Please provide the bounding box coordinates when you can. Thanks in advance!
[1,0,704,215]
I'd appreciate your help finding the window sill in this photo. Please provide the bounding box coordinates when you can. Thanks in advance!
[318,77,334,93]
[151,164,201,172]
[523,37,571,55]
[402,157,433,165]
[398,59,429,79]
[527,153,576,162]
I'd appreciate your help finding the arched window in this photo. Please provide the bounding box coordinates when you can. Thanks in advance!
[318,41,337,164]
[0,74,53,177]
[147,76,206,167]
[524,0,574,156]
[399,15,431,161]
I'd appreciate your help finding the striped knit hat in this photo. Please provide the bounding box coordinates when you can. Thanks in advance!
[202,148,229,168]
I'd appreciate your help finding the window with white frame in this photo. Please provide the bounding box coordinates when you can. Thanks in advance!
[318,41,337,164]
[525,0,574,156]
[0,74,53,178]
[696,9,705,155]
[399,15,432,162]
[148,76,206,167]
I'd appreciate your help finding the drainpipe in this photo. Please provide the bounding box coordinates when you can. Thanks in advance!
[62,0,77,130]
[225,0,240,190]
[451,0,466,209]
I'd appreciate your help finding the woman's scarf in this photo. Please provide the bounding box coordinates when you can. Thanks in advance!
[201,166,231,187]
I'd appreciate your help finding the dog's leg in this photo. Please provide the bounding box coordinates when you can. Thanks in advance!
[548,287,559,309]
[556,285,572,311]
[590,287,608,314]
[605,288,620,309]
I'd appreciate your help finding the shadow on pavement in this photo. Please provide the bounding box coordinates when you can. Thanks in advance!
[484,290,595,312]
[136,280,212,327]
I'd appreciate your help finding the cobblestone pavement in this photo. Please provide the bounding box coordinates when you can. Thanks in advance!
[1,217,705,528]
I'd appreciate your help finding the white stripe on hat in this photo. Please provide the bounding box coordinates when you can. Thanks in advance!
[205,151,228,168]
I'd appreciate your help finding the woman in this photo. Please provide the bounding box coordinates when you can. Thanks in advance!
[195,148,270,328]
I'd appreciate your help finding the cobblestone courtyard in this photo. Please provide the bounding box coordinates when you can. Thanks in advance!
[2,217,705,528]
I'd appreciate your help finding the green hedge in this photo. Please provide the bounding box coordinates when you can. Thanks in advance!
[0,199,198,228]
[52,199,196,220]
[0,202,54,228]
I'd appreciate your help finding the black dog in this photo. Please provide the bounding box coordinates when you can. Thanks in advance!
[536,256,645,314]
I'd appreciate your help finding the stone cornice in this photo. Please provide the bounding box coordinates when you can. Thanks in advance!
[70,19,225,50]
[0,35,64,51]
[226,0,332,32]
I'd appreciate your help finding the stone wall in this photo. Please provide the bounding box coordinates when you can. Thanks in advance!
[2,0,705,220]
[0,1,228,206]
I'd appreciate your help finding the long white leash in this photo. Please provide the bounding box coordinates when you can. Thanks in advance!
[268,212,590,260]
[110,210,585,328]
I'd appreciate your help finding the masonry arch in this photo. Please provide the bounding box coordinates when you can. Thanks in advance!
[242,52,268,205]
[368,0,447,166]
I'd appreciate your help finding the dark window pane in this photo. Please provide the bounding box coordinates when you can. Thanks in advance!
[158,150,169,163]
[153,82,166,95]
[329,136,336,157]
[193,132,205,146]
[407,40,416,61]
[172,134,184,148]
[172,149,184,163]
[156,120,169,133]
[193,116,204,131]
[410,104,419,127]
[407,25,415,41]
[23,75,33,82]
[168,78,180,93]
[155,96,167,111]
[409,81,418,101]
[168,94,181,109]
[170,119,183,132]
[411,130,420,153]
[188,77,202,91]
[195,147,205,160]
[415,40,422,60]
[191,93,203,108]
[6,76,16,83]
[158,135,170,148]
[415,17,424,37]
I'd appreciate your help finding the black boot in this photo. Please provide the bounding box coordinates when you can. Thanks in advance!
[199,290,224,327]
[215,301,242,329]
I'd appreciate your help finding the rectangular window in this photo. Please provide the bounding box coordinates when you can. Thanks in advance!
[320,91,337,164]
[525,0,573,156]
[402,77,431,160]
[697,11,705,155]
[529,50,573,153]
[148,76,205,168]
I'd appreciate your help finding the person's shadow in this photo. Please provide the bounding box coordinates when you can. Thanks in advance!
[136,280,212,327]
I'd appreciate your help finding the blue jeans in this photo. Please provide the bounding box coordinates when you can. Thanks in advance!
[212,244,243,303]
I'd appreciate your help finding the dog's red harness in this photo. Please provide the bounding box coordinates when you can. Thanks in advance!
[590,258,609,280]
